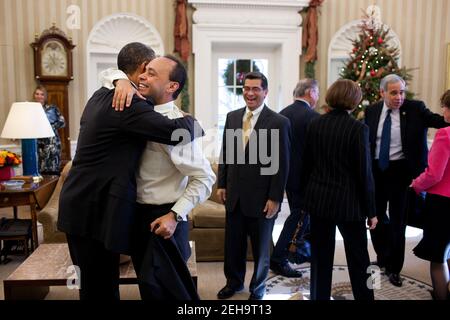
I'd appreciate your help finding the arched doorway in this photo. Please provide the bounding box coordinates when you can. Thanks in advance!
[86,13,164,97]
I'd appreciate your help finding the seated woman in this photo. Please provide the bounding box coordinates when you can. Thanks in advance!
[411,90,450,300]
[33,85,66,175]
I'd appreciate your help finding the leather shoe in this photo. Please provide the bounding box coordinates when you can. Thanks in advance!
[217,285,242,300]
[249,293,264,300]
[388,273,403,287]
[270,261,302,278]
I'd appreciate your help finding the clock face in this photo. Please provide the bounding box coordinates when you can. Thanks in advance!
[40,40,68,77]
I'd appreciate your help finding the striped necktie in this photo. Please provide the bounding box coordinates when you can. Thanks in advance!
[242,111,253,147]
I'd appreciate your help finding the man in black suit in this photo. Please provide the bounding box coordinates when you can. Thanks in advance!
[57,43,197,300]
[216,72,291,300]
[365,74,449,287]
[270,79,319,277]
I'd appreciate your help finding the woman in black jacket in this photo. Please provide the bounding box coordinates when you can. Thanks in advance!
[300,79,378,300]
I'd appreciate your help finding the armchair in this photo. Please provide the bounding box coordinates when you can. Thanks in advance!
[37,161,72,243]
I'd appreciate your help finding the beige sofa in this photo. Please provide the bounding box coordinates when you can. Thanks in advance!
[188,163,226,261]
[188,163,253,262]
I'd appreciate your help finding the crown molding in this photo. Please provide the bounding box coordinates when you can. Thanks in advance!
[188,0,310,8]
[188,0,308,26]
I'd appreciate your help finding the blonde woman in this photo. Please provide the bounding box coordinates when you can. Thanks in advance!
[33,85,65,174]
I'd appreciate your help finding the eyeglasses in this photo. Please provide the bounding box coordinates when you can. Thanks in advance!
[243,86,264,93]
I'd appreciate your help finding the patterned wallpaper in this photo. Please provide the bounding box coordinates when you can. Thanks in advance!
[1,0,449,145]
[0,0,175,143]
[312,0,450,115]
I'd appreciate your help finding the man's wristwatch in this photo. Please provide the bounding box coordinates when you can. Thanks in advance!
[171,210,183,222]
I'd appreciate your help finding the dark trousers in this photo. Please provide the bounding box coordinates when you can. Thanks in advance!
[130,202,190,300]
[66,234,120,300]
[370,159,410,274]
[271,190,309,265]
[310,215,374,301]
[224,202,275,297]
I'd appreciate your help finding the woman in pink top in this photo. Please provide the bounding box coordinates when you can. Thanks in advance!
[411,90,450,300]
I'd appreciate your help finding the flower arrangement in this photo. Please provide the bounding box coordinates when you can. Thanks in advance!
[0,150,22,167]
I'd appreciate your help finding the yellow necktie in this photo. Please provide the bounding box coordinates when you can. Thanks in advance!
[242,111,253,147]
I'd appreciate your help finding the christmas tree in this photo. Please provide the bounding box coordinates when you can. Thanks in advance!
[340,8,414,119]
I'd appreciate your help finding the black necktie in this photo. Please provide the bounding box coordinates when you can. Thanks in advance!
[378,109,392,171]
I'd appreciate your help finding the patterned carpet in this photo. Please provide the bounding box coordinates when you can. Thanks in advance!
[264,264,433,300]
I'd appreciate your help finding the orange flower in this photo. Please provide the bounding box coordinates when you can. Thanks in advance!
[0,150,21,167]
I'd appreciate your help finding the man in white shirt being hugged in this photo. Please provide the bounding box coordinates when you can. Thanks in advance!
[107,55,215,299]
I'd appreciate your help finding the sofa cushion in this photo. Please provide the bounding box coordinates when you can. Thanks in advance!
[207,162,223,204]
[191,200,225,228]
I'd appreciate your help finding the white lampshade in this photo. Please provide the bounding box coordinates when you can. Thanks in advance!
[1,102,55,139]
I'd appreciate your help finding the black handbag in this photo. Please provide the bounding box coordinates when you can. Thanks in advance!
[287,210,311,264]
[405,187,426,229]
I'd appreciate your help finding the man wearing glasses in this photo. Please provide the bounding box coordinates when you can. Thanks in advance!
[216,72,291,300]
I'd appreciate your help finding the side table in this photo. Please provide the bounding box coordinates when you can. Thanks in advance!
[0,176,59,250]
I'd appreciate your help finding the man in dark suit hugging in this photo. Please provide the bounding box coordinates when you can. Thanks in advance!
[57,42,198,300]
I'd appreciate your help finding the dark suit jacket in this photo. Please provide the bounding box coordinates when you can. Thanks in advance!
[218,106,291,217]
[365,99,449,178]
[300,109,376,222]
[279,100,319,209]
[57,87,196,254]
[138,233,199,300]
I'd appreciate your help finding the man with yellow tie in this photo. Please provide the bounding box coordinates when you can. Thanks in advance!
[216,72,291,300]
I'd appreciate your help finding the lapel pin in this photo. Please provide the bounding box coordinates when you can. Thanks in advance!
[402,112,406,116]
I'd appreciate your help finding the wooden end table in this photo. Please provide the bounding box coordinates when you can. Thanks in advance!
[0,175,59,250]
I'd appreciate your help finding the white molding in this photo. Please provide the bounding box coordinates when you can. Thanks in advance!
[86,13,165,98]
[87,13,165,52]
[189,0,306,140]
[327,19,402,88]
[189,0,310,8]
[192,8,303,26]
[190,0,307,26]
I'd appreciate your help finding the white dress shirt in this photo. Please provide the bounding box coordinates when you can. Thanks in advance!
[136,102,216,220]
[375,102,404,160]
[100,68,128,89]
[99,69,216,220]
[242,103,264,131]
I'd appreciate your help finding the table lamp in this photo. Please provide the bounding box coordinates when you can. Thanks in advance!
[1,102,55,180]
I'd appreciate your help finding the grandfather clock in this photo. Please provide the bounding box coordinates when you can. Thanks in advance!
[31,24,75,169]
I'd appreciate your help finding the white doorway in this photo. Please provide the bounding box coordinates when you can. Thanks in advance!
[189,0,309,160]
[211,46,278,157]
